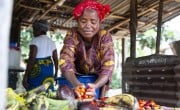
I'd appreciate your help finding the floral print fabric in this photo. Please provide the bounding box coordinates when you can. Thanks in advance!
[59,28,115,84]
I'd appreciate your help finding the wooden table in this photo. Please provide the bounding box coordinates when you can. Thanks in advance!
[8,68,25,89]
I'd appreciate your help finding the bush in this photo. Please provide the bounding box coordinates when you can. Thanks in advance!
[110,70,121,89]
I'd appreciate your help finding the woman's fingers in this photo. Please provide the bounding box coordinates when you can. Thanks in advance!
[86,83,96,97]
[74,84,97,101]
[81,98,94,102]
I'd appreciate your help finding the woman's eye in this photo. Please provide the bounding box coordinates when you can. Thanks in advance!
[92,22,96,24]
[81,20,86,23]
[91,20,97,24]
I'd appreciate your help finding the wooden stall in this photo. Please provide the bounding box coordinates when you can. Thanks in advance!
[123,0,180,107]
[124,54,180,107]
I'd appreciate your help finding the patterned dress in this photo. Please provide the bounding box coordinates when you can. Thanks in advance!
[27,35,56,91]
[59,28,115,89]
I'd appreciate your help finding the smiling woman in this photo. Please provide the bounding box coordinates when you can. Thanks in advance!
[59,0,115,100]
[77,9,100,43]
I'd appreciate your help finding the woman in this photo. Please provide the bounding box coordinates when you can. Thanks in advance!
[23,20,58,91]
[59,0,114,99]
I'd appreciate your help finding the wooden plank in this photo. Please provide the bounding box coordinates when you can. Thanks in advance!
[124,66,174,71]
[61,16,74,26]
[138,7,180,32]
[104,0,130,20]
[18,4,44,11]
[175,0,180,2]
[38,0,66,20]
[129,81,176,87]
[108,15,126,19]
[108,1,159,32]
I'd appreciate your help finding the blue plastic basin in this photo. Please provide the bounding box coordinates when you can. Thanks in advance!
[56,74,101,99]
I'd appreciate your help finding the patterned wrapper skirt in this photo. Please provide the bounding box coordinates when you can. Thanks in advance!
[27,56,54,91]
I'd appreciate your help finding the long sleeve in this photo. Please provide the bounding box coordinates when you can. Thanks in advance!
[59,30,78,74]
[98,30,115,80]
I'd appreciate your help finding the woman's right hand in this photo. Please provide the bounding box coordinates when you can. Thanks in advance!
[74,84,85,99]
[74,84,95,102]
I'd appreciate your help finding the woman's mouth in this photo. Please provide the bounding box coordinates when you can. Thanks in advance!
[83,30,93,34]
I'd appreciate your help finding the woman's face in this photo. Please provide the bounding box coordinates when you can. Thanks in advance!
[77,8,100,42]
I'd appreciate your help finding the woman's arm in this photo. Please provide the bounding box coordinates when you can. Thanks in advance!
[52,49,58,77]
[25,45,37,75]
[23,45,37,88]
[59,29,82,87]
[94,30,115,89]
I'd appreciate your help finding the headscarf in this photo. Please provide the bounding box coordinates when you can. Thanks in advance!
[33,20,49,32]
[73,0,110,21]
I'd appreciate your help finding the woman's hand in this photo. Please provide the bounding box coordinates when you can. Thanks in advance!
[74,84,85,99]
[74,83,96,102]
[86,83,96,99]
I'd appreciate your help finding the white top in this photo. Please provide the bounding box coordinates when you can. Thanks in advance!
[30,35,56,58]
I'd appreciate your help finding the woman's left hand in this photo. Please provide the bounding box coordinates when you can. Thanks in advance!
[86,83,96,99]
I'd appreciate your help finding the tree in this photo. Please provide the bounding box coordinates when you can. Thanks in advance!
[136,25,176,57]
[20,28,33,59]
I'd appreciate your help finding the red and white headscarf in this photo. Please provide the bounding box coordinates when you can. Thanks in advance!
[73,0,110,21]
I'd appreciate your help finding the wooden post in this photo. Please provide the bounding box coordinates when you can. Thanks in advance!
[122,38,125,67]
[130,0,137,58]
[0,0,13,109]
[10,18,21,47]
[121,38,125,93]
[156,0,163,54]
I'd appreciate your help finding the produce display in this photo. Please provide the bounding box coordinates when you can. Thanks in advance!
[138,99,160,110]
[7,82,174,110]
[77,102,99,110]
[105,94,136,108]
[6,82,71,110]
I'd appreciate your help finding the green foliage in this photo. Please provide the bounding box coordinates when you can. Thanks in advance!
[136,26,176,57]
[113,39,121,53]
[110,39,122,89]
[161,26,175,42]
[110,69,121,89]
[137,29,156,50]
[48,31,64,42]
[20,28,33,59]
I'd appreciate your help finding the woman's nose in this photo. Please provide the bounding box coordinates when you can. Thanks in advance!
[85,22,91,28]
